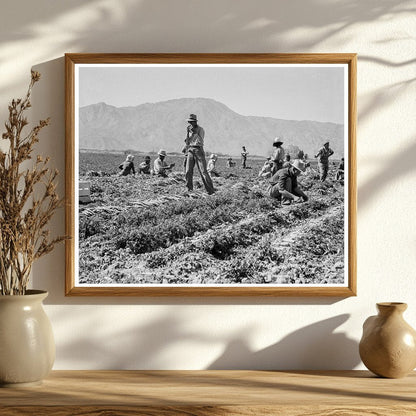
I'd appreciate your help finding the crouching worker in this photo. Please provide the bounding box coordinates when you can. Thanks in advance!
[258,157,273,179]
[119,154,135,176]
[336,158,344,181]
[138,156,151,174]
[154,149,175,177]
[268,159,308,204]
[207,154,220,177]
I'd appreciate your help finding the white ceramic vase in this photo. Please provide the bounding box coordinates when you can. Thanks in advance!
[0,290,55,387]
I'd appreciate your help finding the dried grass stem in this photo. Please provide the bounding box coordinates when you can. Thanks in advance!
[0,71,65,295]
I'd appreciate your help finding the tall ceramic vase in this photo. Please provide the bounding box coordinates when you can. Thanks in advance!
[0,290,55,387]
[359,302,416,378]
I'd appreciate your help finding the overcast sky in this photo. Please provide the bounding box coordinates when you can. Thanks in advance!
[78,64,346,124]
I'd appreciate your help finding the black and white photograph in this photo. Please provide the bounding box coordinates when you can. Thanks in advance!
[65,54,356,296]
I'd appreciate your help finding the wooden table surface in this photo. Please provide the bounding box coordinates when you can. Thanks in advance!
[1,370,415,415]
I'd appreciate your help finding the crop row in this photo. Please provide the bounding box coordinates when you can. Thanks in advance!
[81,187,282,254]
[144,200,329,272]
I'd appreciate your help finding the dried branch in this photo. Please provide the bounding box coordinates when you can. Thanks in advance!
[0,71,66,295]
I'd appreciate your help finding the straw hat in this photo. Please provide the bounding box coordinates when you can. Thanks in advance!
[291,159,306,172]
[273,137,283,146]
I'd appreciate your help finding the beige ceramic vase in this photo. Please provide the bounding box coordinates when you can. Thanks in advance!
[359,302,416,378]
[0,290,55,387]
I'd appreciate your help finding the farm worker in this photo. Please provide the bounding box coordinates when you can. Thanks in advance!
[268,159,308,204]
[271,137,285,175]
[153,149,175,177]
[314,141,334,182]
[227,157,235,168]
[258,157,273,178]
[184,114,215,194]
[207,154,220,177]
[241,146,248,169]
[138,156,151,174]
[336,157,344,181]
[118,154,136,176]
[282,154,291,168]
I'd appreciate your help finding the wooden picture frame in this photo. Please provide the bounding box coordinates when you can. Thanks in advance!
[65,53,356,296]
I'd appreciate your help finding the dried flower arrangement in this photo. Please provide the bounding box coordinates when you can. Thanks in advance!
[0,71,65,295]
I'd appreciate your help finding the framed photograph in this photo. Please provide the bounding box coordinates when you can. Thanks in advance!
[65,53,356,296]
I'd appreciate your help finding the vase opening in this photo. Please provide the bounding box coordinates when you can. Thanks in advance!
[377,302,407,314]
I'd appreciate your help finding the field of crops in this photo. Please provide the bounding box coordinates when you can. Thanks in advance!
[78,152,345,285]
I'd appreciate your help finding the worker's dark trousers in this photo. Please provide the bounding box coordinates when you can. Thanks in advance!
[185,147,215,194]
[318,162,329,181]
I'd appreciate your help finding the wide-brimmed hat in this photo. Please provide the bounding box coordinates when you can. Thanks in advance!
[126,154,134,161]
[210,154,217,159]
[158,149,167,157]
[144,156,151,160]
[187,114,198,122]
[291,159,306,172]
[323,141,329,146]
[273,137,283,146]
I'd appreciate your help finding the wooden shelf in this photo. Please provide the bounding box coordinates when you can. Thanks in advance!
[1,370,415,415]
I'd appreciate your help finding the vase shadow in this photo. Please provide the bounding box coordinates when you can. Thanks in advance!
[207,314,360,370]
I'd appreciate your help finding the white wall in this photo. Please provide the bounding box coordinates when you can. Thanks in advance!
[1,0,415,370]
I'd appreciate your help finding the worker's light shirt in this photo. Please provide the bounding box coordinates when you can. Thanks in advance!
[153,158,169,175]
[273,147,285,163]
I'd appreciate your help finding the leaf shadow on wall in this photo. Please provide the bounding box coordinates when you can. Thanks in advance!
[53,312,212,370]
[0,0,414,96]
[53,308,359,370]
[58,0,413,53]
[28,0,416,302]
[207,314,360,370]
[358,138,416,210]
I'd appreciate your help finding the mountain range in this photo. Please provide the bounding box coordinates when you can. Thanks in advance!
[79,98,344,158]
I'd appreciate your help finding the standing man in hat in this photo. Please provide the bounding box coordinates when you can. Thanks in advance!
[314,141,334,181]
[154,149,175,177]
[184,114,215,195]
[268,159,309,204]
[272,137,285,175]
